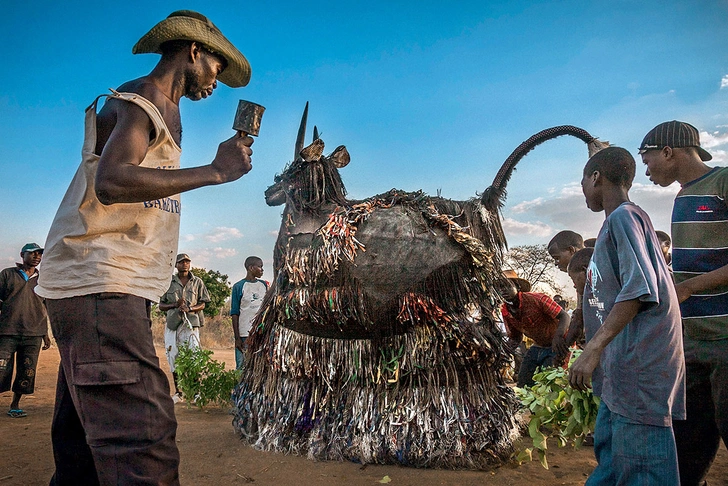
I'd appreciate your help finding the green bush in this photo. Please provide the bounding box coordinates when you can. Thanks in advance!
[174,344,241,408]
[514,350,600,469]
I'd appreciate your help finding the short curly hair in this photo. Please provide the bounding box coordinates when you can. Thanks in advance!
[583,146,635,189]
[567,247,594,273]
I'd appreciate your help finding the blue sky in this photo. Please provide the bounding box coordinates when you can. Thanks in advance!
[2,0,728,290]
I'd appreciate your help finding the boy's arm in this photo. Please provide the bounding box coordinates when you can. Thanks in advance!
[568,298,642,391]
[564,293,584,345]
[231,315,244,351]
[230,284,244,352]
[551,309,571,356]
[675,263,728,303]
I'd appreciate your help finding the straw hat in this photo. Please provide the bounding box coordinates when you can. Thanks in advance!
[132,10,251,88]
[502,269,532,293]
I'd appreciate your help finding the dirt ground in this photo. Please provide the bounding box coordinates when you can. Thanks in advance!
[1,347,726,486]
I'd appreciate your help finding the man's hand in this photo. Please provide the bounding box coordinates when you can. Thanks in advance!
[211,134,254,184]
[568,346,600,391]
[675,281,693,304]
[564,309,584,346]
[42,335,51,350]
[505,338,521,354]
[234,336,245,353]
[551,333,569,358]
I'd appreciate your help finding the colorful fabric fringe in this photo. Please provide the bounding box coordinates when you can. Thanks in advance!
[233,189,520,469]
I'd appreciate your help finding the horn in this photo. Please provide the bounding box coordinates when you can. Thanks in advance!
[294,102,309,160]
[313,126,320,141]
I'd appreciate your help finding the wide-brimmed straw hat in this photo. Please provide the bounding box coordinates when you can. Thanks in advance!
[503,269,532,293]
[132,10,251,88]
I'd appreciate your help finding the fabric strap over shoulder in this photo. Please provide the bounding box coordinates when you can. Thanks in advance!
[85,89,172,149]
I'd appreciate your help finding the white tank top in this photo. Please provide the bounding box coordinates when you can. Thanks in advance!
[37,90,182,302]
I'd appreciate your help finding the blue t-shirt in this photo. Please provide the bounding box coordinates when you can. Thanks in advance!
[584,202,685,426]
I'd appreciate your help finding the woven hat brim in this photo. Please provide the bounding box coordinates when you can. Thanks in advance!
[510,278,532,293]
[132,16,251,88]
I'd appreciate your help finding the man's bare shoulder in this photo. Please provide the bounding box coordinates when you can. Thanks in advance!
[116,78,169,107]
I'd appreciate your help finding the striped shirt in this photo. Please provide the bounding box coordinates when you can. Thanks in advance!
[672,166,728,340]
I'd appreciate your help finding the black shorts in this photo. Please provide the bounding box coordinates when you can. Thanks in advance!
[0,335,42,394]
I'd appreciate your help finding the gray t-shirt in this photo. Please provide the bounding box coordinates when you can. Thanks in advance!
[584,202,685,426]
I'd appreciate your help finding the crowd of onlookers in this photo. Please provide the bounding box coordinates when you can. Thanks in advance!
[498,122,727,485]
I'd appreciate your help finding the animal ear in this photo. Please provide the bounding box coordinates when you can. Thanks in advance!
[328,145,350,168]
[300,139,325,162]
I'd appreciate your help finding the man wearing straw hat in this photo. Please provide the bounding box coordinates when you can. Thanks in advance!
[36,11,253,485]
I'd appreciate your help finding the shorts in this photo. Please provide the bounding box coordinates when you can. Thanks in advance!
[0,335,42,394]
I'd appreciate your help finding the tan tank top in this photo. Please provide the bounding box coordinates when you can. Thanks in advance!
[37,90,182,302]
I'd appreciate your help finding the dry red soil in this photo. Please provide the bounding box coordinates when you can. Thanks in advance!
[1,347,726,485]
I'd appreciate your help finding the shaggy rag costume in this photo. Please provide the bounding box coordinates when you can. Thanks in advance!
[233,188,520,469]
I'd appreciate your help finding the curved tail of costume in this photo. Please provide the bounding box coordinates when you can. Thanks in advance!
[481,125,609,211]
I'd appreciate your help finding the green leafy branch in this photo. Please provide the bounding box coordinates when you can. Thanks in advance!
[514,350,600,469]
[175,345,241,408]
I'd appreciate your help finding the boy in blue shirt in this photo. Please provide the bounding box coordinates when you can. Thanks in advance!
[569,147,685,484]
[230,256,268,369]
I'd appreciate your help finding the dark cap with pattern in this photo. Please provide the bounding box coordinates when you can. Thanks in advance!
[21,243,43,254]
[639,120,712,161]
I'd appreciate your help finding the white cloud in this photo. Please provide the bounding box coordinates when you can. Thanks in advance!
[721,75,728,90]
[204,227,244,243]
[182,227,244,243]
[501,217,553,237]
[700,129,728,149]
[189,247,239,266]
[502,181,680,246]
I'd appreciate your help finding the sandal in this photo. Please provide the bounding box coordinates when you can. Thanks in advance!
[7,409,27,418]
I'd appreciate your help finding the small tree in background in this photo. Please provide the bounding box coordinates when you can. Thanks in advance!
[192,267,232,318]
[506,244,564,296]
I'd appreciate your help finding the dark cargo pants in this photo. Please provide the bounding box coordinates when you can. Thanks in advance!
[47,293,179,486]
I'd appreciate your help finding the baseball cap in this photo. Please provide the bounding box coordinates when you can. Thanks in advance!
[21,243,43,254]
[176,253,191,263]
[639,121,712,161]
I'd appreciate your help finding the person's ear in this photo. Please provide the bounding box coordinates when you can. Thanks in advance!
[189,42,203,62]
[662,146,673,159]
[592,170,602,186]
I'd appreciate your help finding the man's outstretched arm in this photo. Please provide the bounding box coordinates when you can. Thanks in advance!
[95,99,253,205]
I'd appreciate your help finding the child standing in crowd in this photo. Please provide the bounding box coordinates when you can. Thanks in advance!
[548,230,586,347]
[566,248,593,305]
[569,146,685,484]
[655,230,672,266]
[230,256,269,369]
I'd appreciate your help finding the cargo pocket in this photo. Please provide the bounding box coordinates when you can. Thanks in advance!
[73,360,141,386]
[71,360,148,445]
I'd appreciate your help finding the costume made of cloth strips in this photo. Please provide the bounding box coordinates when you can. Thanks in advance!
[36,90,181,302]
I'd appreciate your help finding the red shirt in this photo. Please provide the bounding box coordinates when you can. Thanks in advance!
[501,292,562,347]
